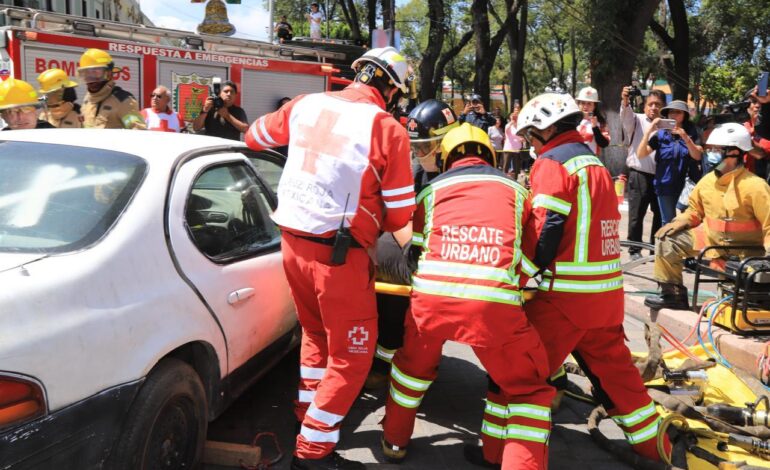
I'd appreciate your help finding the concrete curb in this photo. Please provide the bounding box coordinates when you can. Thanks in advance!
[624,283,767,380]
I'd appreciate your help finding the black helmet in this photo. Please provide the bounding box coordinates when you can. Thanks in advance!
[405,99,459,158]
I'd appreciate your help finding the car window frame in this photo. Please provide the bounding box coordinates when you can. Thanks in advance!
[182,154,282,265]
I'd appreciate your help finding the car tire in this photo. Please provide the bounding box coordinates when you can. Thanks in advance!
[111,358,208,470]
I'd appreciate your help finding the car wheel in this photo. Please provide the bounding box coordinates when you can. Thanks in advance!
[111,358,208,470]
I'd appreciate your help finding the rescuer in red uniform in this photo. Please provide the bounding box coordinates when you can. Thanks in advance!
[244,47,415,470]
[380,122,554,470]
[482,93,670,464]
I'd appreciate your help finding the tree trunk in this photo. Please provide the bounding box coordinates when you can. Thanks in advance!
[590,0,662,175]
[570,30,578,96]
[649,0,689,101]
[366,0,377,37]
[506,0,527,106]
[381,0,392,30]
[337,0,363,43]
[472,0,519,108]
[418,0,445,101]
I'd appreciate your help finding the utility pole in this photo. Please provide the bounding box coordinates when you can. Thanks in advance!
[325,0,329,38]
[268,0,274,43]
[389,0,395,47]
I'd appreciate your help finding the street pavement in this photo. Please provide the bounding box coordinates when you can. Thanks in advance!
[206,208,657,469]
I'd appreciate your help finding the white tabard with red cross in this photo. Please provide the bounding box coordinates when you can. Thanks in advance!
[272,92,383,234]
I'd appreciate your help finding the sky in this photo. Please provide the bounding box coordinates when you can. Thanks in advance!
[140,0,410,43]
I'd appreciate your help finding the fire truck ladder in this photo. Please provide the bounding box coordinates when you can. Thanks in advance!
[0,6,345,63]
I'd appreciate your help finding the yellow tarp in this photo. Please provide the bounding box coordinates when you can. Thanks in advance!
[643,345,770,468]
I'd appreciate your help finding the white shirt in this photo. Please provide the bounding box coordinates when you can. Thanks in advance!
[620,104,656,174]
[488,126,504,150]
[503,121,524,151]
[309,11,323,38]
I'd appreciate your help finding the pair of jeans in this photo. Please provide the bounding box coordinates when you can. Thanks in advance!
[657,194,678,225]
[626,169,662,254]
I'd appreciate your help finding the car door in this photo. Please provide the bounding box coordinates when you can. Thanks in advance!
[167,151,295,374]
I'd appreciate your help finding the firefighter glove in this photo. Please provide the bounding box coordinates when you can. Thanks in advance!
[655,219,689,240]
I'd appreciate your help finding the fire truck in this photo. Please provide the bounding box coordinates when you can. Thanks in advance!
[0,6,351,124]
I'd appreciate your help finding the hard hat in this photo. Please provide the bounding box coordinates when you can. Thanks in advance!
[0,78,41,111]
[439,122,496,171]
[576,86,599,103]
[406,99,459,142]
[516,92,582,135]
[37,68,78,94]
[706,122,753,152]
[78,48,114,70]
[351,46,409,93]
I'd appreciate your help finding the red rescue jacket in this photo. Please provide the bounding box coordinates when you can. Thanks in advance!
[244,83,415,247]
[526,131,624,328]
[410,159,533,347]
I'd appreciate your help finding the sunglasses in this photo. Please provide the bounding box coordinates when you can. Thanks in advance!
[150,93,168,99]
[47,102,63,109]
[2,106,39,117]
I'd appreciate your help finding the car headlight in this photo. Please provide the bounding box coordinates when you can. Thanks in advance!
[0,374,46,431]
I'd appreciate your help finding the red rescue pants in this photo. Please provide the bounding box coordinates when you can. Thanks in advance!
[382,312,554,470]
[480,296,671,463]
[281,233,377,460]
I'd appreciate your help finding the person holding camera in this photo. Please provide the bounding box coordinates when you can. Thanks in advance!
[306,3,323,39]
[636,100,703,225]
[192,80,248,140]
[743,92,770,177]
[576,86,610,155]
[459,93,496,133]
[620,86,666,260]
[275,15,294,43]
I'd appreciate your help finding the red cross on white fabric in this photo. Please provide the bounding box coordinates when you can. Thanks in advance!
[295,109,351,174]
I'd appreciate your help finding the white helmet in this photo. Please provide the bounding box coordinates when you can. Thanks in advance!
[351,46,409,93]
[706,122,753,152]
[576,86,599,103]
[516,92,582,135]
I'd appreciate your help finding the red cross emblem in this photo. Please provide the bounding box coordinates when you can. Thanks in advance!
[347,326,369,346]
[407,119,418,131]
[295,109,351,174]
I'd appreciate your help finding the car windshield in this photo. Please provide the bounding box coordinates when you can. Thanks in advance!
[0,141,146,253]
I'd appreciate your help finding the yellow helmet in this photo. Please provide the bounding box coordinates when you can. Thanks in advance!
[439,122,497,171]
[0,79,41,111]
[37,68,79,94]
[78,48,113,70]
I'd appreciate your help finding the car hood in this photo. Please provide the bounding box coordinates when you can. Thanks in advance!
[0,253,48,274]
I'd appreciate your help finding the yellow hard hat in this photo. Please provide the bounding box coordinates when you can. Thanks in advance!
[0,78,41,111]
[78,48,113,70]
[37,68,79,94]
[439,122,497,171]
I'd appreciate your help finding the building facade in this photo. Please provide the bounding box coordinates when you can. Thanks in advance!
[0,0,151,25]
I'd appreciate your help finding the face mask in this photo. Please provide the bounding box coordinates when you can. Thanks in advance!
[705,150,724,167]
[418,151,439,172]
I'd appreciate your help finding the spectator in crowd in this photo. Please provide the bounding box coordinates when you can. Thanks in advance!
[636,99,703,225]
[487,115,505,151]
[576,86,610,155]
[620,87,666,260]
[459,93,496,133]
[141,86,185,132]
[36,68,82,128]
[744,93,770,176]
[0,79,54,130]
[504,101,524,152]
[192,80,248,140]
[275,15,293,43]
[306,3,323,39]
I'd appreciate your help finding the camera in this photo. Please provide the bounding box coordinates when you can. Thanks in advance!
[211,77,224,109]
[628,85,642,99]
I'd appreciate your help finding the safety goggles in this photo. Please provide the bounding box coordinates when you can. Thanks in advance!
[78,67,110,84]
[410,138,441,158]
[521,127,537,144]
[46,102,64,109]
[1,106,40,117]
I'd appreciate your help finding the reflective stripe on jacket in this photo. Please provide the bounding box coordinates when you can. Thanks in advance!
[529,131,624,328]
[410,161,532,347]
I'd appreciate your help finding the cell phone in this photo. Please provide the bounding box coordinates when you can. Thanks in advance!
[758,71,769,97]
[658,119,676,130]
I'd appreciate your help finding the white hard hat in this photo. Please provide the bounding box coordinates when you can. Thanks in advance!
[706,122,753,152]
[351,46,409,93]
[516,92,582,135]
[576,86,599,103]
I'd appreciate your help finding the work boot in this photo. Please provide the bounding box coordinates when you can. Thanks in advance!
[644,283,689,310]
[381,435,407,463]
[463,443,501,469]
[290,451,366,470]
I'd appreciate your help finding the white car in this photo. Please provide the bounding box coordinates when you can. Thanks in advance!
[0,129,297,469]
